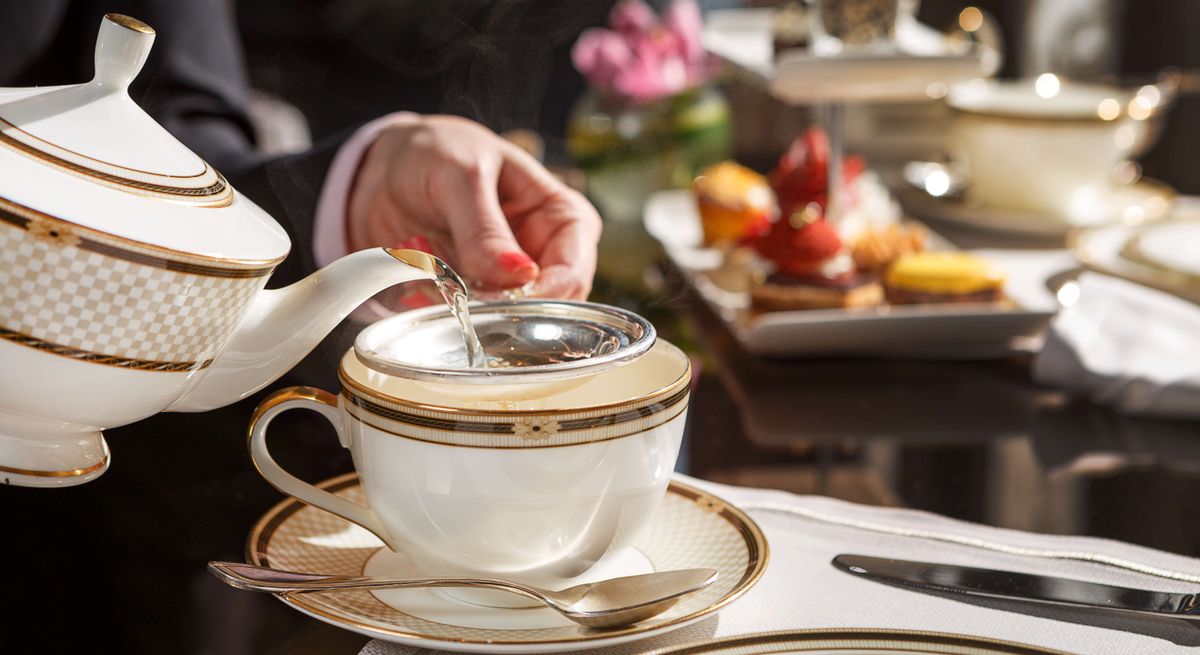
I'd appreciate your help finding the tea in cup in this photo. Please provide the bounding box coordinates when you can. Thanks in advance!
[248,301,690,606]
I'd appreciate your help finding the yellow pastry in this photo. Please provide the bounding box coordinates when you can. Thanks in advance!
[884,252,1005,304]
[692,162,773,246]
[851,222,926,273]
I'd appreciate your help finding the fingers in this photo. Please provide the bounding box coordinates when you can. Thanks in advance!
[438,160,540,290]
[360,116,601,299]
[527,194,602,300]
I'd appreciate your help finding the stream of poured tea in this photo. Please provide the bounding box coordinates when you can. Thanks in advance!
[432,274,486,368]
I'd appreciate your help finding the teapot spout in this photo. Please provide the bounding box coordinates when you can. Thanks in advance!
[169,248,442,413]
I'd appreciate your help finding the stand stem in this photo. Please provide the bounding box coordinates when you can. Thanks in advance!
[821,102,845,223]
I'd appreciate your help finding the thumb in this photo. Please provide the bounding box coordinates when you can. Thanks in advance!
[442,165,539,290]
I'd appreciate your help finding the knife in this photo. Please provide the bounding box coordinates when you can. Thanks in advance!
[832,554,1200,622]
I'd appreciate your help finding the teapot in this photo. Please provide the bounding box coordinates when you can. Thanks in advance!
[0,15,449,487]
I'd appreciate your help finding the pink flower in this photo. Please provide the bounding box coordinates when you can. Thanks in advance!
[571,0,717,104]
[610,0,657,38]
[572,28,633,91]
[664,0,705,67]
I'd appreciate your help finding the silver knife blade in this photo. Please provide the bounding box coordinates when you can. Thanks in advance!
[832,554,1200,621]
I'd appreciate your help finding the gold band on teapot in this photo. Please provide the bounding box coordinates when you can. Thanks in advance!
[0,456,109,479]
[0,195,280,277]
[0,195,272,371]
[0,118,234,207]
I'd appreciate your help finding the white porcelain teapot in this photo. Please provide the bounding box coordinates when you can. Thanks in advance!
[0,14,448,487]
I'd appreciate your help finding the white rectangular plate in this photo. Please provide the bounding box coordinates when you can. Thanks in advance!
[645,189,1071,358]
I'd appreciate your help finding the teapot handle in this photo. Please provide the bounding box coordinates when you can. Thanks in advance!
[248,387,399,551]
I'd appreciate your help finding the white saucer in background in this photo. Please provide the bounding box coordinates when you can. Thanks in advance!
[1125,218,1200,279]
[1074,210,1200,305]
[898,172,1175,238]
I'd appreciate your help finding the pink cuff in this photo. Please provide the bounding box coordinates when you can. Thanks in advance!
[312,112,419,268]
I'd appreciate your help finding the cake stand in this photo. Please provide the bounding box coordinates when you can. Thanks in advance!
[702,7,1001,221]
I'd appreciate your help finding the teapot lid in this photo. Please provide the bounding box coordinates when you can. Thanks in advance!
[0,14,290,264]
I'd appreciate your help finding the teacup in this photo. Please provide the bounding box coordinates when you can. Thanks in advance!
[947,77,1168,220]
[248,301,690,606]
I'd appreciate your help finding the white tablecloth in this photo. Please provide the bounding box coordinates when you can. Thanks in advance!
[360,476,1199,655]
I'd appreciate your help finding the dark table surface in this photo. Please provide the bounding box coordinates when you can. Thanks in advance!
[4,221,1199,655]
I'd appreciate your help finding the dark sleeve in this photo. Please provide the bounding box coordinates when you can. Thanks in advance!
[126,0,262,176]
[228,134,346,289]
[4,0,358,286]
[121,0,354,286]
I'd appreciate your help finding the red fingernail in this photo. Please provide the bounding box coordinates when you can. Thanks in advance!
[497,251,536,273]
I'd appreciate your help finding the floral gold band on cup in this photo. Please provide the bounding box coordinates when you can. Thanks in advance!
[338,368,690,449]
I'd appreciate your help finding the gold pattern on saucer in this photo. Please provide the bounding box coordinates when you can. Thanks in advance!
[643,629,1070,655]
[696,496,726,514]
[0,117,233,207]
[247,474,768,648]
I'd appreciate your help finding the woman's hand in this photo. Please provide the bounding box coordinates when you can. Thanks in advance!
[346,115,601,300]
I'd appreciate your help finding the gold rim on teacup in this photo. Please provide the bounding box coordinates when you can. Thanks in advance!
[337,355,691,449]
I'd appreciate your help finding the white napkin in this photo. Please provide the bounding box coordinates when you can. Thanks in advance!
[360,476,1200,655]
[1033,272,1200,419]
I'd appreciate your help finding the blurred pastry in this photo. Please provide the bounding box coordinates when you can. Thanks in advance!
[769,127,864,218]
[851,222,926,273]
[754,203,840,276]
[692,161,774,246]
[884,252,1006,304]
[751,268,884,310]
[751,207,883,310]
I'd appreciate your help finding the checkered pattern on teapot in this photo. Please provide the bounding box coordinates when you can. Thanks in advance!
[0,221,264,366]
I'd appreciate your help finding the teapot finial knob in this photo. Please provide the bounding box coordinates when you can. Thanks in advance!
[94,14,156,91]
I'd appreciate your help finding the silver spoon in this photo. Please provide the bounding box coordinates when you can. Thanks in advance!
[208,561,718,629]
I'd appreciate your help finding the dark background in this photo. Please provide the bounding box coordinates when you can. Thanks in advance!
[2,2,1199,653]
[232,0,1200,192]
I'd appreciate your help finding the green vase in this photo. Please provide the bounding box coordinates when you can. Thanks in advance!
[567,86,732,222]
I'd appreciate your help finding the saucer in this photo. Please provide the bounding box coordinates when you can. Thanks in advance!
[246,473,769,653]
[898,174,1174,238]
[644,629,1068,654]
[1073,215,1200,305]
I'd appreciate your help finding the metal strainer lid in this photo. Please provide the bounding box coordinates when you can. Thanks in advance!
[353,301,656,384]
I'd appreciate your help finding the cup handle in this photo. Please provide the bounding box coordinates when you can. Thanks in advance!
[248,386,399,551]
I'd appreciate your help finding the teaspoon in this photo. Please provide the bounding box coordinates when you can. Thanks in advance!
[208,561,717,629]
